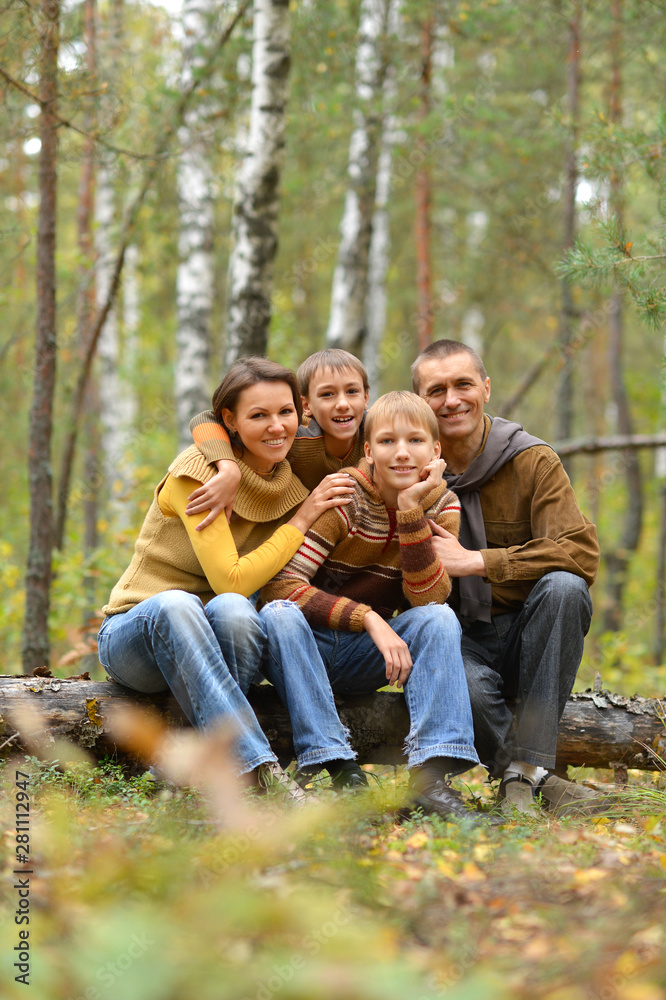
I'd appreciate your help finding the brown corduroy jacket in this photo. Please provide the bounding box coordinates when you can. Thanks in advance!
[470,416,600,616]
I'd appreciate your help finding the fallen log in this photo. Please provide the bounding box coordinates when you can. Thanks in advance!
[0,674,664,777]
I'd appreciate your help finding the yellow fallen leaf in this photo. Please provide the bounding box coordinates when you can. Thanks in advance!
[460,861,486,882]
[436,860,457,879]
[573,867,608,886]
[404,832,429,850]
[614,950,641,978]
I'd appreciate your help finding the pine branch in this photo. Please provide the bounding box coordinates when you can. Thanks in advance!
[0,64,167,162]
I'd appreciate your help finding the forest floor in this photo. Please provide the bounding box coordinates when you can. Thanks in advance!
[1,749,665,1000]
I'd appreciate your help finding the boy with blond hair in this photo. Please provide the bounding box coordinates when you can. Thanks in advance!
[259,391,487,823]
[186,349,369,526]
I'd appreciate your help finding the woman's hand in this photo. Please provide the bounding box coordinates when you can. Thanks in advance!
[362,610,412,688]
[185,461,242,530]
[288,473,355,535]
[396,457,447,511]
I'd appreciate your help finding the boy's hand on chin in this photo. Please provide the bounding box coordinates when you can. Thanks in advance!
[396,458,447,511]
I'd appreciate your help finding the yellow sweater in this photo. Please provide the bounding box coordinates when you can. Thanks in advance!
[103,446,309,616]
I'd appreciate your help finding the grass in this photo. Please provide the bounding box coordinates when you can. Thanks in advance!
[1,755,665,1000]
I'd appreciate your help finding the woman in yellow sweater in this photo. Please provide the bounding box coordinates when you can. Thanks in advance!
[98,357,358,796]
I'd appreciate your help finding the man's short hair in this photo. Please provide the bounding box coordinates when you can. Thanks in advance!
[411,339,488,393]
[297,348,369,396]
[365,390,439,443]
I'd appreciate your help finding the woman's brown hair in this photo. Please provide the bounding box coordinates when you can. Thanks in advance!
[212,357,303,449]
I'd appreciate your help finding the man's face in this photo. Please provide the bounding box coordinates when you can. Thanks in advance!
[415,353,491,447]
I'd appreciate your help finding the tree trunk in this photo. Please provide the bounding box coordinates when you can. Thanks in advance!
[362,139,393,401]
[1,677,664,776]
[77,0,100,616]
[175,0,215,448]
[556,1,581,478]
[51,2,250,547]
[325,0,392,354]
[94,0,137,529]
[22,0,60,673]
[415,14,434,351]
[603,0,643,632]
[362,2,398,400]
[225,0,291,363]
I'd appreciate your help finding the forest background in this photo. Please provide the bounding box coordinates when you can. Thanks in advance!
[1,0,665,698]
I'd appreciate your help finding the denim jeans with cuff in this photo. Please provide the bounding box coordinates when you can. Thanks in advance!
[260,600,479,776]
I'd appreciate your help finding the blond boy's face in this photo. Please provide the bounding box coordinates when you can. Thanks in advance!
[364,418,440,502]
[302,366,369,453]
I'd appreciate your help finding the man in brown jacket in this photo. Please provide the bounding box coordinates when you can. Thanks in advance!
[412,339,602,816]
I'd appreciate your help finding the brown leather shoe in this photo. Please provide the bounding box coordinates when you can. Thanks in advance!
[537,773,616,816]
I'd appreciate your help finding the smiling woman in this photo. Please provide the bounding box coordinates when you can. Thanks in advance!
[96,357,358,797]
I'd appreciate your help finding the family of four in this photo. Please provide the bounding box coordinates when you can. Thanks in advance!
[98,340,601,822]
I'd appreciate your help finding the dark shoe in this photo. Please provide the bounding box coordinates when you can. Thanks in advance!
[498,774,539,817]
[537,773,615,817]
[328,760,369,791]
[409,779,495,827]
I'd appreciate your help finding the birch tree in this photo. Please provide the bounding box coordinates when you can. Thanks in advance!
[94,1,138,527]
[175,0,215,447]
[362,3,399,397]
[22,0,60,672]
[325,0,393,354]
[225,0,291,363]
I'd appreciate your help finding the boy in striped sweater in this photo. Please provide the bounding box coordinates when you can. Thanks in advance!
[185,349,369,525]
[259,391,486,824]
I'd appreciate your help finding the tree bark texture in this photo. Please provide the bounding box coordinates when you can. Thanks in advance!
[225,0,291,363]
[1,677,664,775]
[325,0,392,355]
[362,1,398,399]
[176,0,215,447]
[415,14,434,351]
[22,0,60,673]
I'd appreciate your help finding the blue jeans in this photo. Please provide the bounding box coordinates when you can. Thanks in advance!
[262,601,479,775]
[97,591,277,776]
[461,572,593,777]
[260,602,356,769]
[98,592,356,775]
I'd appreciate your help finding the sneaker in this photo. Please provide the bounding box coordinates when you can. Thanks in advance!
[256,762,308,807]
[498,774,539,817]
[537,773,615,817]
[328,761,369,792]
[143,764,178,793]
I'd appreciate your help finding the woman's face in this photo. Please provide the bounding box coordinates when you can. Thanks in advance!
[221,381,299,474]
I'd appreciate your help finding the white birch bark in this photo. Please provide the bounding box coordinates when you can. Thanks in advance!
[325,0,393,353]
[362,103,396,400]
[225,0,291,364]
[175,0,215,447]
[95,160,137,526]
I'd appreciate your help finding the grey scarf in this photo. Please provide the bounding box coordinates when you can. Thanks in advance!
[444,416,549,625]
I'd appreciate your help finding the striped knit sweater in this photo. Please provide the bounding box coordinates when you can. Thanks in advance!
[190,409,365,491]
[260,459,461,631]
